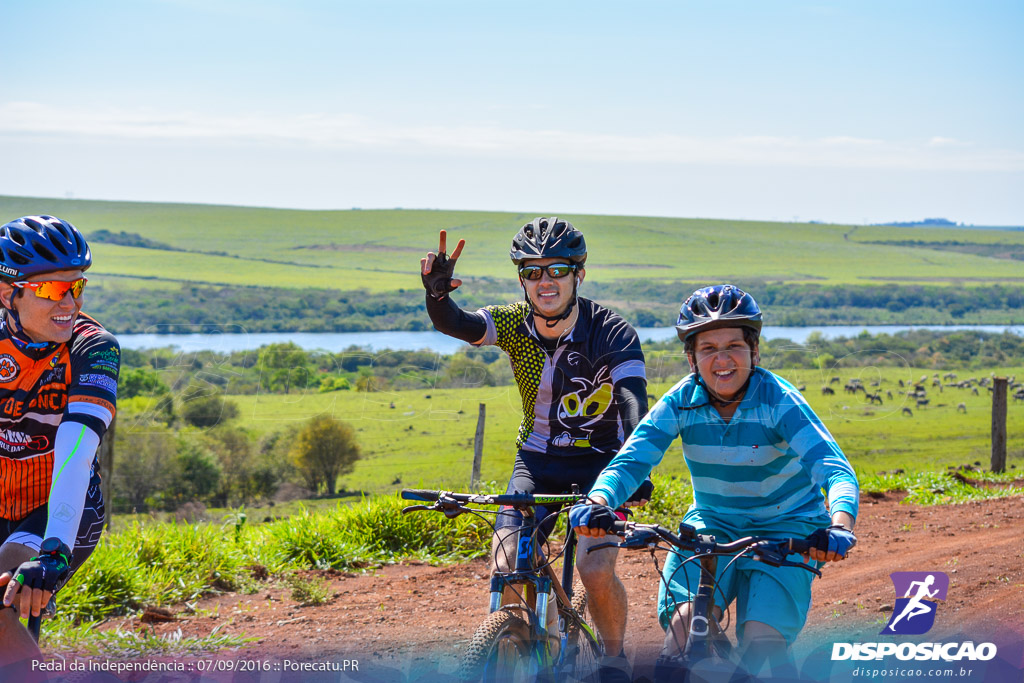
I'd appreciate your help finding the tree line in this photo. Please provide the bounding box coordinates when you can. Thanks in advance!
[85,280,1023,333]
[109,329,1022,515]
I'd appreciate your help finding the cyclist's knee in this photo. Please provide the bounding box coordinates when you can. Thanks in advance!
[740,620,785,646]
[0,607,22,637]
[490,533,518,574]
[577,556,616,587]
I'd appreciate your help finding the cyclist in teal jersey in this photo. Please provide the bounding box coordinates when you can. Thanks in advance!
[571,284,858,680]
[422,218,652,682]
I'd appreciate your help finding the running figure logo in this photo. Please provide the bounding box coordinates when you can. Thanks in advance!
[881,571,949,635]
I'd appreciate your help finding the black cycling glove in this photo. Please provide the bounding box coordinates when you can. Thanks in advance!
[628,477,654,504]
[13,538,72,593]
[421,250,459,300]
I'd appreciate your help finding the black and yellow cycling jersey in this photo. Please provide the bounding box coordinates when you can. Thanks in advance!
[476,297,646,457]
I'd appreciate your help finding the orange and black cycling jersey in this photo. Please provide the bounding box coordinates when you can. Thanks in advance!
[0,313,119,520]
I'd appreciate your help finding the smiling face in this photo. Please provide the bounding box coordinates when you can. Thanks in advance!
[519,257,584,319]
[689,326,758,401]
[0,269,86,344]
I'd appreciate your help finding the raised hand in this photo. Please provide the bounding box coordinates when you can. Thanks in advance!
[421,230,466,299]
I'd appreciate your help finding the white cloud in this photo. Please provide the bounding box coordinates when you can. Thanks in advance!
[2,101,1022,172]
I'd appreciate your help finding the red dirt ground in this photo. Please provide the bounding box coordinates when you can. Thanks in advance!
[34,493,1024,682]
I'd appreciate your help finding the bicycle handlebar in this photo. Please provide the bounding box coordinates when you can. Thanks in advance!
[597,521,820,576]
[400,488,586,507]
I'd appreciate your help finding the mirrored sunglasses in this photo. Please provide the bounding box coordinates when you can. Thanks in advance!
[518,263,577,281]
[12,278,88,301]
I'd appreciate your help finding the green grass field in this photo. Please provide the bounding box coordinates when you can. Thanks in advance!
[145,364,1024,497]
[3,196,1024,292]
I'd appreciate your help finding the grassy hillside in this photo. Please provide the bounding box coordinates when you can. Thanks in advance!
[187,365,1024,496]
[3,196,1023,291]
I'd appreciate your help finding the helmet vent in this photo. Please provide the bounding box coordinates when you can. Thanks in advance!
[35,245,58,263]
[24,218,43,232]
[10,231,26,246]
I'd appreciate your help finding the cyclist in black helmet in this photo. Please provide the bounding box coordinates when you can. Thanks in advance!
[421,218,651,681]
[0,216,119,673]
[572,284,858,680]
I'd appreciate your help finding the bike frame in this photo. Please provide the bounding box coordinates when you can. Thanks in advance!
[401,488,602,673]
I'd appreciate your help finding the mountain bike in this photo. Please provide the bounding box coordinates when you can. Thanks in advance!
[591,520,820,682]
[401,488,604,683]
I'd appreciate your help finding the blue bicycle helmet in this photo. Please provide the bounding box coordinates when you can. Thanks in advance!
[676,284,762,344]
[0,215,92,280]
[510,217,587,266]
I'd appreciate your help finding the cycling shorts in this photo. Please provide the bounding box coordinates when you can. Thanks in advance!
[496,449,626,543]
[656,509,815,646]
[0,472,104,595]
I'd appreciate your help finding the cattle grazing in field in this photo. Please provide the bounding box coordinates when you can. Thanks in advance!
[916,398,930,408]
[886,390,893,400]
[957,403,967,413]
[902,407,913,417]
[830,376,841,384]
[822,386,835,395]
[972,387,979,396]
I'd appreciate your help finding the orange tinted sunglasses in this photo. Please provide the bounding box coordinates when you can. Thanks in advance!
[12,278,88,301]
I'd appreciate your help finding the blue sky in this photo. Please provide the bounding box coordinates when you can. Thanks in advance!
[1,0,1022,224]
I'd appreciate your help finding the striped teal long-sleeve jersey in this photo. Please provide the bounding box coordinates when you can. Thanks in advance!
[589,367,858,529]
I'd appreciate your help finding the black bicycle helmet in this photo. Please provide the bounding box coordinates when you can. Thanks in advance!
[676,284,763,344]
[510,217,587,266]
[0,215,92,280]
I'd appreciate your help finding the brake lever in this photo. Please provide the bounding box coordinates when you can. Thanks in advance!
[751,544,822,577]
[586,541,624,554]
[401,505,432,514]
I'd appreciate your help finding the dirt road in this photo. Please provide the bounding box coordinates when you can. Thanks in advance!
[53,493,1024,682]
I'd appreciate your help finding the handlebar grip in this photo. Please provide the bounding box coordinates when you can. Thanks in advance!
[609,520,629,535]
[400,489,440,502]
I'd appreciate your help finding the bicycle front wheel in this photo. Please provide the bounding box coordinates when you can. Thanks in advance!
[562,582,603,682]
[459,610,538,683]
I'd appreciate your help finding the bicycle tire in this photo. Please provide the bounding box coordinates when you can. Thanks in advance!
[459,610,537,683]
[562,581,603,682]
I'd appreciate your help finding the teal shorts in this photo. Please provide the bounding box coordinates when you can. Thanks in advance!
[656,511,819,646]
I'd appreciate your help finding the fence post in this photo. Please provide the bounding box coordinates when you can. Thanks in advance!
[98,416,116,527]
[991,377,1007,473]
[471,403,486,488]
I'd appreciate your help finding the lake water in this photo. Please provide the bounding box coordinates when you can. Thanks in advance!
[117,324,1024,354]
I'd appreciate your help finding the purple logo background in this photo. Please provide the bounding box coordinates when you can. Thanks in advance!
[882,571,949,635]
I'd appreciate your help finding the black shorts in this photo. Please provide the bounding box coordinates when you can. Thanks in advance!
[0,473,105,594]
[496,450,620,542]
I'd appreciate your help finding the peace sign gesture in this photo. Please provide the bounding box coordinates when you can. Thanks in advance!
[421,230,466,299]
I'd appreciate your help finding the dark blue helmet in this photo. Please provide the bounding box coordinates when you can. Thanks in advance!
[0,216,92,280]
[510,217,587,266]
[676,284,762,344]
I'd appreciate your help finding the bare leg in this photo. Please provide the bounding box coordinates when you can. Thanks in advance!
[575,535,626,656]
[661,602,725,656]
[738,620,793,679]
[0,543,42,668]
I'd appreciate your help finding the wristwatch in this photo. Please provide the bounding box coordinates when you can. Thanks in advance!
[38,537,73,563]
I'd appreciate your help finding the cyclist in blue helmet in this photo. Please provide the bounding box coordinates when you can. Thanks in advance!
[0,216,119,673]
[572,284,858,680]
